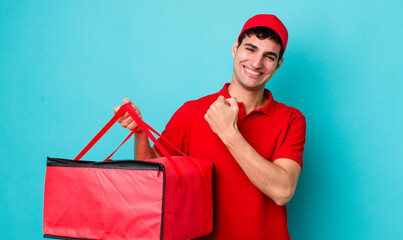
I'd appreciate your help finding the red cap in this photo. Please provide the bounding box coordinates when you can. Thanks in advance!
[238,14,288,54]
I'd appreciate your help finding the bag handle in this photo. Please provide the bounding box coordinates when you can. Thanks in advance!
[74,106,129,161]
[140,118,203,176]
[74,103,185,186]
[121,104,202,179]
[121,103,186,184]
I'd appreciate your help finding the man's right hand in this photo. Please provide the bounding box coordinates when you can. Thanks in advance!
[114,98,142,132]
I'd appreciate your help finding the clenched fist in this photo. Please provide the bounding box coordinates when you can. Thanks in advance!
[114,98,142,132]
[204,96,239,141]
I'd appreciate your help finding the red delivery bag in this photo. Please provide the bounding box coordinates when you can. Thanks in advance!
[43,103,215,240]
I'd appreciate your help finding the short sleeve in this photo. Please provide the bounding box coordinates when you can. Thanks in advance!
[154,103,190,157]
[272,109,306,168]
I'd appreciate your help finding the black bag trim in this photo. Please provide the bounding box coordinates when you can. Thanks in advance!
[212,164,216,234]
[160,164,166,240]
[47,157,164,171]
[44,234,94,239]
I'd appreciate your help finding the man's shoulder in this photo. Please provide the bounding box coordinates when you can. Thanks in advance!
[273,99,305,121]
[180,91,220,110]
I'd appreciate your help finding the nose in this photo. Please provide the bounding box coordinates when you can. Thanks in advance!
[251,54,263,69]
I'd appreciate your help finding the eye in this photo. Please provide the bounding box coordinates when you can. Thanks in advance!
[245,47,254,52]
[265,55,275,61]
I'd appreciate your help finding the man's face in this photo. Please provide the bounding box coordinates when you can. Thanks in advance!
[231,34,283,91]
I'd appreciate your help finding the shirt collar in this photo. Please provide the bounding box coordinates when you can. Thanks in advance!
[218,83,275,117]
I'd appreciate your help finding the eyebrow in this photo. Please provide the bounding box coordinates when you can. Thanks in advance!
[244,43,279,59]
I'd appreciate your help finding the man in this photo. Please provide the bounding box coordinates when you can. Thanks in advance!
[115,14,306,240]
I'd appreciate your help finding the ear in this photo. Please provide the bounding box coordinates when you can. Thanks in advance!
[231,40,239,58]
[274,57,284,73]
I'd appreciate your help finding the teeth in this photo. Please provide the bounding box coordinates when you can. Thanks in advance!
[245,67,262,76]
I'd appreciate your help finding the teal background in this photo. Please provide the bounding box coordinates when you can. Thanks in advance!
[1,0,402,239]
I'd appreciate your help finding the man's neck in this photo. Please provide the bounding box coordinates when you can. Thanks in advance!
[227,81,268,115]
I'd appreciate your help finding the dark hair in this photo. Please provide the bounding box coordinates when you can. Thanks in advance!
[238,26,284,60]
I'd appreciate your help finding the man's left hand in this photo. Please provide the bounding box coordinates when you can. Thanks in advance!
[204,96,239,141]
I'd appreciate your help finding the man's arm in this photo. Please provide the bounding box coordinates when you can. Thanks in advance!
[134,131,160,160]
[221,131,301,206]
[204,96,301,206]
[115,98,160,160]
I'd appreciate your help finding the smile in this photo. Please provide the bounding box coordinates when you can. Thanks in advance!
[244,67,263,76]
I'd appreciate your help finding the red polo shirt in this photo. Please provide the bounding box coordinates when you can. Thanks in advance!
[156,83,306,240]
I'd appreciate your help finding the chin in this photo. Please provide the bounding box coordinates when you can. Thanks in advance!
[239,80,267,91]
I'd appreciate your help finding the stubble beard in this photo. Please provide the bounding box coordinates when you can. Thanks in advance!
[233,66,267,92]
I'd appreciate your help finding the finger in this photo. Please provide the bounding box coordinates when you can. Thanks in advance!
[114,105,121,113]
[121,116,134,127]
[226,97,238,108]
[126,108,142,120]
[123,97,131,104]
[213,100,223,109]
[217,95,225,101]
[216,95,226,105]
[135,109,142,119]
[204,113,218,134]
[118,112,130,123]
[223,98,232,107]
[204,112,211,124]
[125,100,141,118]
[207,105,217,116]
[127,121,138,131]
